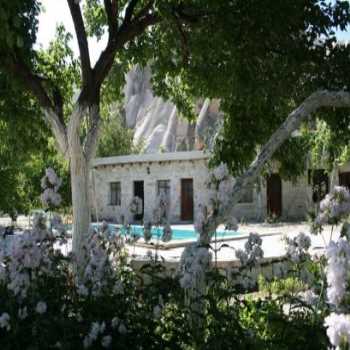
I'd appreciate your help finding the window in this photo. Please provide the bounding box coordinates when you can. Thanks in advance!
[308,169,329,203]
[157,180,170,198]
[110,182,121,206]
[238,186,254,203]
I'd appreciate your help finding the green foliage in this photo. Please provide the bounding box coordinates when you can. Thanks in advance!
[96,103,140,157]
[0,0,39,61]
[36,24,80,116]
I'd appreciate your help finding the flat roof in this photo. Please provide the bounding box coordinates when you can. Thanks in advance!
[92,150,209,168]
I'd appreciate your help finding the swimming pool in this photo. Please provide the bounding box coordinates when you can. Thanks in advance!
[91,224,239,241]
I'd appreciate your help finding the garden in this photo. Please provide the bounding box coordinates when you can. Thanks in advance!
[2,1,350,349]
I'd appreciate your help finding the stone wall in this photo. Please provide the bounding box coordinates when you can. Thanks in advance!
[91,152,210,224]
[90,152,344,224]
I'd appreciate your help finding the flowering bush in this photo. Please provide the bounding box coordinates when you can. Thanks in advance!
[3,168,350,349]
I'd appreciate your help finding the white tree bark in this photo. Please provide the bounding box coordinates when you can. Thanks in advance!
[42,104,101,270]
[43,109,69,157]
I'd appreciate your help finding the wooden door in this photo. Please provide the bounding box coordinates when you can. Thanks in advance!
[266,174,282,218]
[181,179,194,221]
[133,181,144,221]
[339,172,350,191]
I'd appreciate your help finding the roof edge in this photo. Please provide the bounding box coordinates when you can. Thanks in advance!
[92,151,209,168]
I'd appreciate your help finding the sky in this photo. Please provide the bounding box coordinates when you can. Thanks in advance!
[37,0,107,64]
[37,0,350,65]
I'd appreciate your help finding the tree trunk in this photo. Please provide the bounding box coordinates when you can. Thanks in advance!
[70,147,91,269]
[67,105,100,272]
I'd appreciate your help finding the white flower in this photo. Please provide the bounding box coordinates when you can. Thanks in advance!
[41,188,62,208]
[194,206,207,235]
[0,313,10,331]
[325,238,350,306]
[212,162,229,181]
[33,212,47,230]
[101,335,112,348]
[84,322,106,348]
[153,305,162,319]
[236,233,264,266]
[161,224,172,242]
[35,301,47,314]
[179,243,211,292]
[18,307,28,320]
[324,313,350,348]
[77,283,89,297]
[118,322,127,334]
[316,186,350,225]
[285,232,311,263]
[45,167,61,188]
[235,249,248,265]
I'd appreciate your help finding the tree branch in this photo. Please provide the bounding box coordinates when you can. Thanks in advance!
[104,0,118,36]
[67,0,92,86]
[218,90,350,225]
[93,12,159,88]
[4,59,68,156]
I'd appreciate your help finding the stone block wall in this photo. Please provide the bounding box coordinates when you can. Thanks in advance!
[90,152,340,224]
[91,157,210,224]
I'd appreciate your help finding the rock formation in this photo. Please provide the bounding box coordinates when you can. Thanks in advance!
[123,66,222,153]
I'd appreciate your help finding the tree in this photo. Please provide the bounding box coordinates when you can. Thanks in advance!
[0,0,222,267]
[2,0,350,267]
[96,102,140,157]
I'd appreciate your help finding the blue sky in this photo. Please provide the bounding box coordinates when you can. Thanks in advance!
[37,0,350,65]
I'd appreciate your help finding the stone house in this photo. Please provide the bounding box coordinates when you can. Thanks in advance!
[90,150,350,224]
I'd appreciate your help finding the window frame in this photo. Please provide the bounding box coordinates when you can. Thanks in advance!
[109,182,121,206]
[157,180,171,198]
[238,185,254,204]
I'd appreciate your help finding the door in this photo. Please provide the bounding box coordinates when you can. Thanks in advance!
[266,174,282,218]
[181,179,194,221]
[133,181,144,221]
[339,172,350,191]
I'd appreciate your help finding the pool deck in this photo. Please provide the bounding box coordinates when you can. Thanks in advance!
[129,222,340,263]
[0,216,341,264]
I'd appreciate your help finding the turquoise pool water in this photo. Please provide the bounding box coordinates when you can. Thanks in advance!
[90,224,239,241]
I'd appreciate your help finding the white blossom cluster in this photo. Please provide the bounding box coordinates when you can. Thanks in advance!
[35,301,47,314]
[208,163,235,213]
[83,316,130,348]
[161,223,172,242]
[40,168,62,208]
[178,243,211,292]
[83,321,108,349]
[235,233,264,266]
[129,196,142,216]
[79,231,124,297]
[285,232,311,263]
[153,192,170,225]
[0,312,10,331]
[325,238,350,307]
[194,162,238,240]
[316,186,350,226]
[0,220,54,299]
[324,313,350,349]
[134,193,173,244]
